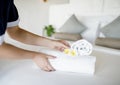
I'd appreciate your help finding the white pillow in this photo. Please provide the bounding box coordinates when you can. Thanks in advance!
[59,15,87,34]
[101,16,120,39]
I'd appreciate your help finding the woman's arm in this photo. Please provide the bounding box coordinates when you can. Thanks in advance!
[7,26,70,51]
[0,43,35,59]
[0,43,55,71]
[5,26,70,71]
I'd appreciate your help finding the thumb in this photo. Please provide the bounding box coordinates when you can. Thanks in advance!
[46,55,56,59]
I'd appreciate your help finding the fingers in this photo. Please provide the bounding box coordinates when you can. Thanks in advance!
[46,61,55,71]
[44,55,56,71]
[33,54,56,72]
[41,61,55,72]
[59,40,70,47]
[41,65,55,72]
[58,40,70,51]
[54,46,65,52]
[55,43,70,52]
[46,55,56,59]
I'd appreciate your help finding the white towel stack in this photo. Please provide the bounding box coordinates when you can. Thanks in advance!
[49,54,96,74]
[36,39,96,75]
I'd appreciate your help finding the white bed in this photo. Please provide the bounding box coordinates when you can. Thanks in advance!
[1,0,120,84]
[0,36,120,85]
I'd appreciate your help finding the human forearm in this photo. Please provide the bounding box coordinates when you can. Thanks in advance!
[7,26,69,51]
[7,26,53,47]
[0,42,56,71]
[0,43,36,59]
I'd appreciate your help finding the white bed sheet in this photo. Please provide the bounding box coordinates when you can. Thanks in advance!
[1,34,120,85]
[0,49,120,85]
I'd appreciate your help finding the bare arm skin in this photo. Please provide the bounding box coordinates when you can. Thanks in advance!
[0,42,56,71]
[0,26,70,72]
[7,26,70,51]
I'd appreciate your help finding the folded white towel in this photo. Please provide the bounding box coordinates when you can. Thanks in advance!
[34,40,96,75]
[71,39,93,56]
[49,55,96,75]
[35,49,96,75]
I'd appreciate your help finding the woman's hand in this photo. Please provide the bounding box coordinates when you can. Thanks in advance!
[33,40,70,72]
[33,52,56,72]
[48,40,70,52]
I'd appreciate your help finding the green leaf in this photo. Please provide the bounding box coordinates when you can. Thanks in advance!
[44,25,55,37]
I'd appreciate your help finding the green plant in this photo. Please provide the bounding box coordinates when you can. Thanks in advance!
[44,25,55,37]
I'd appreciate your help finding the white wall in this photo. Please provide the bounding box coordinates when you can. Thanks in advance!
[49,0,120,43]
[14,0,120,42]
[70,0,120,15]
[14,0,69,35]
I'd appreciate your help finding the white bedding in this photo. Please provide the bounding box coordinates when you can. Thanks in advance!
[0,49,120,85]
[1,32,120,85]
[33,49,96,74]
